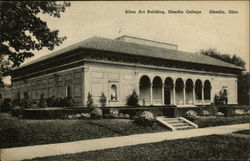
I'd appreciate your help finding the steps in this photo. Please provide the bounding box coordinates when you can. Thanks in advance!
[156,116,198,131]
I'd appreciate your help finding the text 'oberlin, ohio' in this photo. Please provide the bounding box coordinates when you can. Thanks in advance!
[125,9,239,14]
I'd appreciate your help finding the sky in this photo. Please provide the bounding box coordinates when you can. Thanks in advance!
[5,1,249,84]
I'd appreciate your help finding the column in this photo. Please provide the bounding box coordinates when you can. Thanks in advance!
[210,86,213,104]
[202,85,204,105]
[150,83,153,105]
[162,84,165,105]
[173,84,176,105]
[183,84,186,105]
[192,86,195,105]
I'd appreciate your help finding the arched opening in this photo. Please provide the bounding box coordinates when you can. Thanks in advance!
[195,79,202,103]
[66,86,71,98]
[111,84,117,101]
[204,80,211,102]
[186,79,194,104]
[152,76,162,105]
[139,75,151,105]
[164,77,174,105]
[176,78,184,105]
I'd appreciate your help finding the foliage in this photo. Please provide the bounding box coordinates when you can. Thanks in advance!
[0,1,70,80]
[20,92,33,108]
[238,72,249,105]
[126,90,139,107]
[216,112,224,116]
[185,110,198,121]
[109,109,119,118]
[38,93,47,108]
[90,108,103,119]
[202,110,210,116]
[86,93,94,107]
[134,111,155,126]
[214,89,228,105]
[46,95,56,107]
[199,48,245,68]
[99,92,107,107]
[0,118,166,149]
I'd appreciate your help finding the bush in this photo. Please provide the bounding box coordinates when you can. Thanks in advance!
[127,90,139,107]
[38,93,47,108]
[99,92,107,107]
[20,92,33,108]
[185,110,198,121]
[86,93,94,107]
[202,110,210,116]
[216,112,225,116]
[110,109,119,118]
[90,108,102,119]
[214,89,228,105]
[134,111,155,126]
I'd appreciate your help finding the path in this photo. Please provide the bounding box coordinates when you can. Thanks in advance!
[1,123,249,161]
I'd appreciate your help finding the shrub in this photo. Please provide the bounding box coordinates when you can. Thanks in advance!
[214,89,228,105]
[127,90,139,107]
[216,112,225,116]
[90,107,103,119]
[38,93,47,108]
[99,92,107,107]
[202,110,210,116]
[20,92,33,108]
[46,95,56,107]
[64,96,75,107]
[235,109,244,115]
[110,109,119,118]
[185,110,198,121]
[86,93,94,107]
[134,111,155,126]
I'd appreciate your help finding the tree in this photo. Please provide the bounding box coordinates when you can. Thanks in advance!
[199,48,248,105]
[199,48,245,68]
[0,1,70,81]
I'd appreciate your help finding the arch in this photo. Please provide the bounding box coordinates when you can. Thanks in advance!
[66,86,71,97]
[111,84,117,101]
[152,76,163,105]
[185,79,194,104]
[139,75,151,105]
[204,80,211,101]
[175,78,184,105]
[195,79,202,101]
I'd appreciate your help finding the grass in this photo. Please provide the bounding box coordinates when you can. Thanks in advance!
[194,115,250,128]
[0,116,166,148]
[234,129,250,135]
[24,134,249,161]
[1,113,249,149]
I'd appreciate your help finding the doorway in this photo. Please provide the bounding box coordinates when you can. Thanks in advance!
[164,89,171,105]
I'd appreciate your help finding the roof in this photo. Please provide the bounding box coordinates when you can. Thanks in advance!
[18,36,243,70]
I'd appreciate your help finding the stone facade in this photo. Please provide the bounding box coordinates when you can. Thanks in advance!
[11,36,241,107]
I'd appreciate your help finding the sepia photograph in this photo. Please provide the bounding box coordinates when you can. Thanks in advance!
[0,1,249,161]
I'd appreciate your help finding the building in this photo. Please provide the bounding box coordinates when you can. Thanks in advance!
[11,35,243,107]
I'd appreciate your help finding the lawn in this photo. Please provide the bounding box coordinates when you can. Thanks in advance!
[234,129,250,135]
[1,114,249,149]
[194,115,250,128]
[24,134,249,161]
[0,116,166,148]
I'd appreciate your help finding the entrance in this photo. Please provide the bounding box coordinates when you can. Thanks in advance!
[164,89,171,105]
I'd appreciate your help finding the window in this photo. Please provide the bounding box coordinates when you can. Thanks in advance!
[66,86,71,97]
[111,84,117,101]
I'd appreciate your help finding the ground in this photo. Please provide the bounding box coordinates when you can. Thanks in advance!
[1,112,249,149]
[0,113,166,148]
[24,134,250,161]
